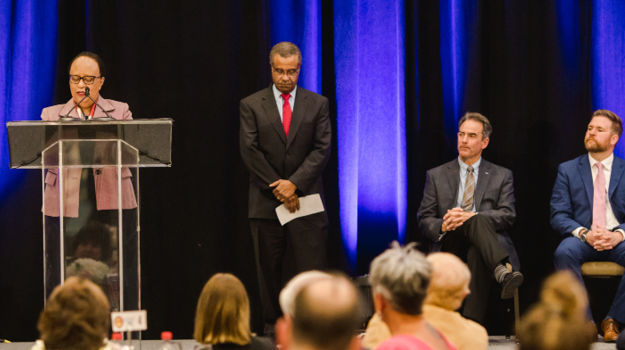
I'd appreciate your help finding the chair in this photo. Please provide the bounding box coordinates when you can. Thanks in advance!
[581,262,625,278]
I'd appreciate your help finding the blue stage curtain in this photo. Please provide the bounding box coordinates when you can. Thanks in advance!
[334,0,406,273]
[269,0,322,93]
[439,0,479,141]
[0,0,57,199]
[591,1,625,156]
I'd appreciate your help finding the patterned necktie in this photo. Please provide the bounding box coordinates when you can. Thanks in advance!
[593,162,607,229]
[281,93,292,137]
[461,166,475,211]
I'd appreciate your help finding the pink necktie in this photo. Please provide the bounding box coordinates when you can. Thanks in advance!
[593,162,607,229]
[281,93,292,138]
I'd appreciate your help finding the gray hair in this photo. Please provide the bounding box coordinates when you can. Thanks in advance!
[369,242,432,315]
[269,42,302,66]
[280,271,332,316]
[458,112,492,139]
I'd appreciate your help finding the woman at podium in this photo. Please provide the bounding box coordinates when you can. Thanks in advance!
[40,52,138,313]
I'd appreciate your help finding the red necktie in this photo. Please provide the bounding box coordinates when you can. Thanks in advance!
[281,93,292,137]
[593,162,607,229]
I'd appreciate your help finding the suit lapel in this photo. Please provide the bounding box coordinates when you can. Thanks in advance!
[445,160,460,208]
[578,155,594,207]
[286,88,307,150]
[92,95,114,118]
[610,156,625,199]
[474,160,492,211]
[261,85,287,145]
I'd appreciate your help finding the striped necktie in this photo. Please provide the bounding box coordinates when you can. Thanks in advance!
[461,166,475,211]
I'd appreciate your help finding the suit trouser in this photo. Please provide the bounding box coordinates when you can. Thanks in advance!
[440,214,510,323]
[554,236,625,323]
[250,212,328,325]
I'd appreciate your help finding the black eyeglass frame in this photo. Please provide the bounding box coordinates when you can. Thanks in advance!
[69,75,102,85]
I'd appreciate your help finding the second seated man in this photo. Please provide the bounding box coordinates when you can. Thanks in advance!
[417,112,523,324]
[551,109,625,342]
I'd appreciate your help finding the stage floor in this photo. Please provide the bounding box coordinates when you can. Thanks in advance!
[0,337,617,350]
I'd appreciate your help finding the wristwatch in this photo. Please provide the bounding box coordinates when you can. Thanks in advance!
[580,229,588,243]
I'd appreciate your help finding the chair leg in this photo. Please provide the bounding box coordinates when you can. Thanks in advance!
[514,289,520,343]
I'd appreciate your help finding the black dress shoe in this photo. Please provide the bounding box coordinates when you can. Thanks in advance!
[500,271,523,299]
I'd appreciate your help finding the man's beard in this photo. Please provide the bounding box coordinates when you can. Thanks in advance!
[585,138,608,152]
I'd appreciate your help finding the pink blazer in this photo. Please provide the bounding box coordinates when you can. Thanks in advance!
[41,96,138,218]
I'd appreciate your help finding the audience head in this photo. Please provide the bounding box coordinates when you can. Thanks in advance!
[424,252,471,311]
[194,273,251,345]
[369,242,432,316]
[281,274,361,350]
[519,271,593,350]
[37,277,110,350]
[280,270,332,316]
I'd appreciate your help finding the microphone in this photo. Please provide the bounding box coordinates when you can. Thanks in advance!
[61,94,90,120]
[85,87,114,119]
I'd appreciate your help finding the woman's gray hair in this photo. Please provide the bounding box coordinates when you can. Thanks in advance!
[369,242,432,315]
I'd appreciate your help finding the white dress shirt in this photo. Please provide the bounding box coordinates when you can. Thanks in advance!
[572,153,625,241]
[272,84,297,122]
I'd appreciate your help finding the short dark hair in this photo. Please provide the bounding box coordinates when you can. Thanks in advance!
[292,276,361,350]
[269,42,302,66]
[68,52,106,77]
[458,112,492,139]
[593,109,623,137]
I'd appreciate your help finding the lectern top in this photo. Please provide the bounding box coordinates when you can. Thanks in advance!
[6,118,173,169]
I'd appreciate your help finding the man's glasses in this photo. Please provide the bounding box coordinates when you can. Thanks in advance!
[272,67,299,77]
[69,75,101,85]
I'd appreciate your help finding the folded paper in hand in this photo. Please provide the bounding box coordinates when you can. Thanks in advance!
[275,193,325,226]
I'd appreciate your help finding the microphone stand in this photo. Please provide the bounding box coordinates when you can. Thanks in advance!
[85,87,114,120]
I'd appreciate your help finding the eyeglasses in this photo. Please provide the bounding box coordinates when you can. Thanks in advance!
[272,67,299,77]
[69,75,101,84]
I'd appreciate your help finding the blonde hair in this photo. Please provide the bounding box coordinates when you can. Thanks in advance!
[194,273,251,345]
[424,253,471,311]
[519,271,594,350]
[37,277,110,350]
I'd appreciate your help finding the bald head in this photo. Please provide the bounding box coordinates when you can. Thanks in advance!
[292,276,361,350]
[280,271,332,316]
[425,252,471,310]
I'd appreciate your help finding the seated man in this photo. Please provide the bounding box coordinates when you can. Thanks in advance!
[363,252,488,350]
[551,109,625,342]
[417,112,523,324]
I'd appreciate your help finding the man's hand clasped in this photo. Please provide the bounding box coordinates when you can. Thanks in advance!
[442,207,477,232]
[270,179,300,213]
[586,225,623,251]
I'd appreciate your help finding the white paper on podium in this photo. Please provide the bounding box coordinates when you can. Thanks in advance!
[276,193,325,226]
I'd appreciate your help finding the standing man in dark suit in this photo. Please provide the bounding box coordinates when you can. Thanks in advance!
[239,42,332,331]
[551,110,625,342]
[417,112,523,324]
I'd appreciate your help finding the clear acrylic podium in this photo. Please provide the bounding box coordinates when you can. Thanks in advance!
[6,119,172,319]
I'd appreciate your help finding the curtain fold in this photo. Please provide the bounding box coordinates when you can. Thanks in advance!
[0,0,57,200]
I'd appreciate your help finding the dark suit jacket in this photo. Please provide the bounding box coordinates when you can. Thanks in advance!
[550,154,625,236]
[417,158,519,269]
[240,85,332,219]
